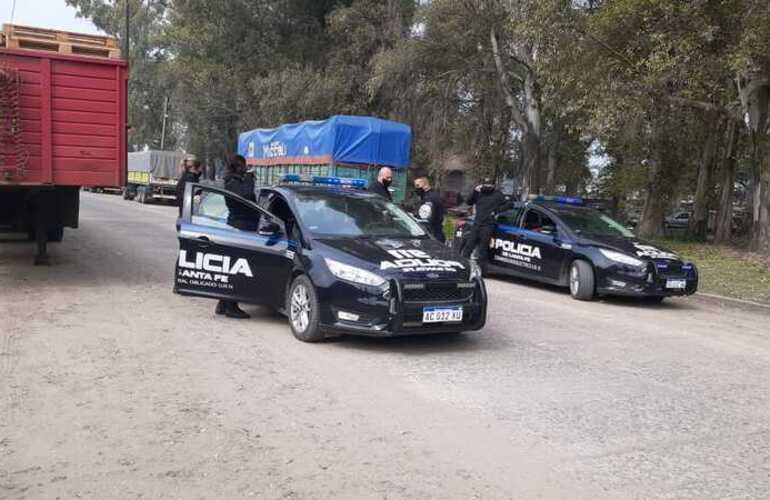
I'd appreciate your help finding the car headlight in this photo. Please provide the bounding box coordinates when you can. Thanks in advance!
[599,249,644,267]
[469,259,482,280]
[324,258,386,287]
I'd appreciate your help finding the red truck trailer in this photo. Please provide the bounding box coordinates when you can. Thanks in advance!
[0,25,127,264]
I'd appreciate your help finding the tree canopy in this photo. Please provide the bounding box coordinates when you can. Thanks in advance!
[66,0,770,252]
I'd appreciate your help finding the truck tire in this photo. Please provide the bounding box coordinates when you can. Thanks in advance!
[287,275,324,342]
[122,187,132,200]
[569,259,595,301]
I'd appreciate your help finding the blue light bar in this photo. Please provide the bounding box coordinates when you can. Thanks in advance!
[312,176,367,188]
[279,174,367,189]
[530,195,584,206]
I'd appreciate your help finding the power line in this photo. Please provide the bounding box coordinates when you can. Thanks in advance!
[10,0,17,24]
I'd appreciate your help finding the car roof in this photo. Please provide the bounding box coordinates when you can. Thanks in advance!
[264,184,379,200]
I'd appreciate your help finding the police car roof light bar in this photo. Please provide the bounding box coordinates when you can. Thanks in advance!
[530,194,584,206]
[279,174,367,189]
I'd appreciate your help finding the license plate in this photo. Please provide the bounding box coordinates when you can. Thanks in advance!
[422,306,463,323]
[666,279,687,289]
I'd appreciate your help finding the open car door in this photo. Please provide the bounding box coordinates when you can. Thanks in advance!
[174,183,294,309]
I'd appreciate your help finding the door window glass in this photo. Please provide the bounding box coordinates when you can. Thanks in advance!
[522,210,557,234]
[496,207,523,227]
[193,190,261,232]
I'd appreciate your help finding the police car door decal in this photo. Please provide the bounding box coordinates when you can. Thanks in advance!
[177,249,254,291]
[490,234,543,273]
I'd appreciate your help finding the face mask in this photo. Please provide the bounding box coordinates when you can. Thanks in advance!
[382,179,392,188]
[414,187,425,196]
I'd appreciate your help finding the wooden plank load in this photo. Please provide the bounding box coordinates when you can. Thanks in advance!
[0,24,121,60]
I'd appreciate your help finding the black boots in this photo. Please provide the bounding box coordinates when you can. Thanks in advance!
[215,300,250,319]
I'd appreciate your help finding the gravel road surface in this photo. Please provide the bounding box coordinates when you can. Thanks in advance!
[1,192,769,499]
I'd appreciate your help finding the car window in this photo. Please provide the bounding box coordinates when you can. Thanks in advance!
[267,195,302,242]
[522,210,557,234]
[193,190,261,232]
[551,207,634,238]
[496,207,523,227]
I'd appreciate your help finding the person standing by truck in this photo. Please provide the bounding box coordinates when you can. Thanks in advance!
[216,154,256,319]
[369,167,394,201]
[413,175,446,242]
[175,158,202,215]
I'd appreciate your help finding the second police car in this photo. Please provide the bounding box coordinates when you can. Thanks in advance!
[455,196,698,302]
[174,175,487,342]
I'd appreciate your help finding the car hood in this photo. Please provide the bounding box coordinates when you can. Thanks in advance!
[315,237,472,281]
[577,234,682,261]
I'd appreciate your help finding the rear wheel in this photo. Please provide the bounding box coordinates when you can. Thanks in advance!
[569,259,595,301]
[287,275,324,342]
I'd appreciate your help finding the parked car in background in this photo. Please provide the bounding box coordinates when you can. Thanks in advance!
[664,211,691,229]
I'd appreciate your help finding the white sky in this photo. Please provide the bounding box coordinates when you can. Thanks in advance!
[1,0,103,35]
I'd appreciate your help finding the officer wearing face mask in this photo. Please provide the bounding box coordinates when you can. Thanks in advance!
[461,177,507,274]
[370,167,393,201]
[414,175,445,242]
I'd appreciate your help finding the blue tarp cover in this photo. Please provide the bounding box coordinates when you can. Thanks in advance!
[238,115,411,169]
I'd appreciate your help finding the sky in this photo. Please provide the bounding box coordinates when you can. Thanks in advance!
[1,0,102,35]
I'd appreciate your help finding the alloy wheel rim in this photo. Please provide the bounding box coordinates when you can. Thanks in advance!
[290,284,311,332]
[570,265,579,295]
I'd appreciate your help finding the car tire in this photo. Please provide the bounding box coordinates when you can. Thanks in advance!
[569,259,595,301]
[287,275,324,342]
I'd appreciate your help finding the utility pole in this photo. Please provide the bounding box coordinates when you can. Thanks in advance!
[160,96,169,150]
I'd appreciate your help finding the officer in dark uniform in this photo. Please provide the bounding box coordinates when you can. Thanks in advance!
[413,175,445,242]
[369,167,393,201]
[461,177,507,274]
[216,154,256,319]
[175,158,201,216]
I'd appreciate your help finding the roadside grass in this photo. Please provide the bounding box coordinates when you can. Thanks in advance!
[657,239,770,305]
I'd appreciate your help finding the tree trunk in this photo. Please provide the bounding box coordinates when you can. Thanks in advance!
[750,134,770,253]
[714,119,740,244]
[488,27,542,199]
[688,119,723,240]
[545,127,559,193]
[636,155,669,240]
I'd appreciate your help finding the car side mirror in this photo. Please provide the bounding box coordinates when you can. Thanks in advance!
[259,220,282,237]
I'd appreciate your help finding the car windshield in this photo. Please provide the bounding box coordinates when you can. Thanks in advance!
[293,190,427,238]
[552,207,634,238]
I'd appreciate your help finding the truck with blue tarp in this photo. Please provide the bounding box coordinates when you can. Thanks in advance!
[237,115,411,203]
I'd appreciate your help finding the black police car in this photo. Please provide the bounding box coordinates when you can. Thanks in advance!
[454,196,698,302]
[174,176,487,342]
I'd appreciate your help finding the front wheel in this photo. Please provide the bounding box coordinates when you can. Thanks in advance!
[569,260,595,301]
[287,275,324,342]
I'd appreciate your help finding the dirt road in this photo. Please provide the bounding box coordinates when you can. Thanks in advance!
[2,192,770,499]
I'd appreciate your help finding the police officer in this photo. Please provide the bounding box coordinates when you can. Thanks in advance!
[215,154,256,319]
[369,167,393,201]
[461,177,507,274]
[414,175,445,242]
[175,158,201,216]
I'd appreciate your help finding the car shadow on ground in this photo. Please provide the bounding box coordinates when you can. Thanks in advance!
[326,331,494,355]
[486,273,700,311]
[235,303,499,354]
